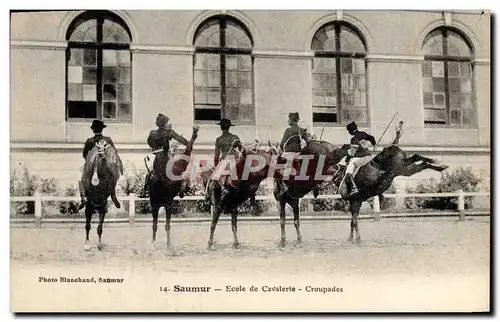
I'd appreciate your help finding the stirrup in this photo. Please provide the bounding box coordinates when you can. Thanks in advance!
[347,187,359,197]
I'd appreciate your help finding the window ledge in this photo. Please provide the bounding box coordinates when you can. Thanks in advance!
[10,141,490,154]
[66,120,133,125]
[194,122,256,127]
[424,125,478,129]
[313,123,370,128]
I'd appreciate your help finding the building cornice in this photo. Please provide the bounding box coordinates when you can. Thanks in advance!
[474,57,491,66]
[365,54,424,64]
[10,40,491,66]
[10,40,67,50]
[130,44,195,55]
[252,50,314,60]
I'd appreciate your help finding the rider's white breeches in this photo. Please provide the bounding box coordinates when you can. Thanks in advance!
[346,156,373,175]
[346,157,361,174]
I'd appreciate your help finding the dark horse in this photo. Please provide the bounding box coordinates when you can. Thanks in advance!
[148,127,199,249]
[334,129,449,242]
[82,139,123,251]
[199,144,280,249]
[271,140,346,247]
[273,124,449,245]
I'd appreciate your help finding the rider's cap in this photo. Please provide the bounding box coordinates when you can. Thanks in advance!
[288,112,300,123]
[217,118,233,127]
[90,119,107,130]
[156,113,170,127]
[346,121,358,133]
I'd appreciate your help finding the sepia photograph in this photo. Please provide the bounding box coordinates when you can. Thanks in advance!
[8,6,491,313]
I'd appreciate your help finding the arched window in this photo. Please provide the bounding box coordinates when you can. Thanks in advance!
[66,11,132,122]
[311,22,367,125]
[421,27,475,127]
[193,15,254,124]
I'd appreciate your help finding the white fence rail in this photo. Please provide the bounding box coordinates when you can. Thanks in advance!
[10,190,490,227]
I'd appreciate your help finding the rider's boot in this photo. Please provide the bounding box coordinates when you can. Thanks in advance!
[179,180,189,199]
[346,173,359,197]
[77,180,86,210]
[78,196,87,211]
[138,173,150,198]
[111,192,121,209]
[313,186,320,198]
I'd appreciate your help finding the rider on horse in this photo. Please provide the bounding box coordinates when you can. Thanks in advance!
[140,113,191,198]
[79,120,121,210]
[277,112,310,198]
[344,121,376,197]
[213,118,243,203]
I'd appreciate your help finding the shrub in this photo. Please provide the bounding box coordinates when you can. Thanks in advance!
[10,166,38,214]
[118,166,151,214]
[238,184,274,216]
[311,183,349,212]
[10,166,59,215]
[59,186,80,215]
[368,183,398,211]
[405,167,482,210]
[182,180,211,213]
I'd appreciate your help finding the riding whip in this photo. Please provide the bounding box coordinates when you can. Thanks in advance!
[373,113,399,151]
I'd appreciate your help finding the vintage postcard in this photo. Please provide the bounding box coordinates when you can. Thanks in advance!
[9,8,491,312]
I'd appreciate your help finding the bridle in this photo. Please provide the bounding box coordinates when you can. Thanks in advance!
[95,141,111,157]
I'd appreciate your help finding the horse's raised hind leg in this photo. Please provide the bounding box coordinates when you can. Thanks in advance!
[151,204,160,248]
[291,199,302,245]
[84,206,92,251]
[207,206,222,250]
[404,154,435,165]
[425,162,449,172]
[348,199,362,243]
[279,200,287,247]
[401,162,448,177]
[231,208,239,249]
[97,208,106,251]
[165,203,172,249]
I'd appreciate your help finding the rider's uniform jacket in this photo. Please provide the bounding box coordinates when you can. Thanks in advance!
[350,130,376,158]
[214,130,242,167]
[82,134,115,159]
[147,128,189,154]
[280,124,307,152]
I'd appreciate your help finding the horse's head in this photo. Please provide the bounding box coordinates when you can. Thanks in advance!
[267,140,281,156]
[95,139,112,160]
[323,143,350,165]
[84,138,123,193]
